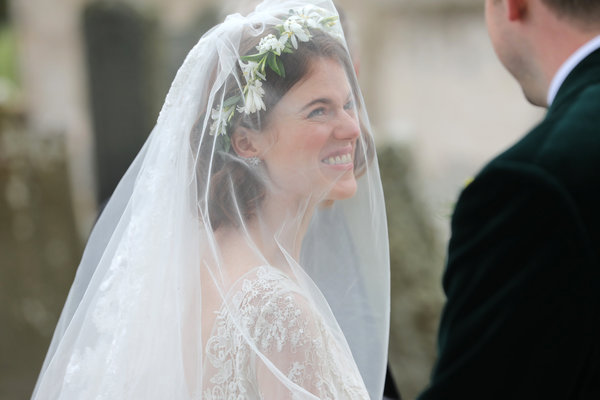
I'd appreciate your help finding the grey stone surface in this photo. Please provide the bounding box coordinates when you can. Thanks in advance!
[0,110,83,400]
[83,2,159,204]
[378,143,445,399]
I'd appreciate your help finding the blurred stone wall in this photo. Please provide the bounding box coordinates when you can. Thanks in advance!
[353,2,544,237]
[11,0,98,239]
[82,2,160,205]
[0,108,82,399]
[378,142,445,399]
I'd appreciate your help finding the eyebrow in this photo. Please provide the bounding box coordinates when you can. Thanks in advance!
[299,92,353,112]
[300,98,332,112]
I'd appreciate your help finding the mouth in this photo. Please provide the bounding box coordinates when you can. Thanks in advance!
[322,152,352,165]
[321,145,354,166]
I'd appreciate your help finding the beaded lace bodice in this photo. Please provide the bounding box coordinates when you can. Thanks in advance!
[202,266,369,399]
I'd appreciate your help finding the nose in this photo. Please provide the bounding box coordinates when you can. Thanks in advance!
[334,108,360,141]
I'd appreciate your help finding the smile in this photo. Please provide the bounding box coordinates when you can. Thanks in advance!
[322,153,352,165]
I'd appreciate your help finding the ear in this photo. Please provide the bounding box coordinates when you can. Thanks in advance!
[506,0,527,21]
[230,126,261,158]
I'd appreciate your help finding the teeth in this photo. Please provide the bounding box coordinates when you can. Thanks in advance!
[323,153,352,165]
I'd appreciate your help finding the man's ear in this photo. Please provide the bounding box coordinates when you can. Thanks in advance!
[506,0,527,21]
[231,126,261,158]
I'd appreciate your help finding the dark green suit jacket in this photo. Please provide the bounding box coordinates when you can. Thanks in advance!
[419,49,600,398]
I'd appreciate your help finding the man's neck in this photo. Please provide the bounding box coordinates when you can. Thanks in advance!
[546,34,600,106]
[526,1,600,106]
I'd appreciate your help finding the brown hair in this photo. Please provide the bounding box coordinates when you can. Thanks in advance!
[542,0,600,26]
[195,27,374,230]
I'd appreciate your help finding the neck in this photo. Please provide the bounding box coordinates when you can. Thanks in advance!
[253,190,317,262]
[215,192,317,277]
[528,2,600,105]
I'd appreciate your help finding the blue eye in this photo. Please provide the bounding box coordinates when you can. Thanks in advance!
[308,107,326,118]
[344,99,355,111]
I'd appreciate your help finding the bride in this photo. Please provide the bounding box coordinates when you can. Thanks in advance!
[32,0,389,398]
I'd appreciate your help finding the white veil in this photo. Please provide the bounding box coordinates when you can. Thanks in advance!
[32,1,389,398]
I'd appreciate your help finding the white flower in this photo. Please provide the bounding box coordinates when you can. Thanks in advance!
[283,17,310,49]
[209,108,223,136]
[238,80,265,114]
[298,9,323,29]
[240,60,265,82]
[305,16,321,29]
[257,34,286,55]
[277,34,289,49]
[210,6,342,138]
[209,105,234,136]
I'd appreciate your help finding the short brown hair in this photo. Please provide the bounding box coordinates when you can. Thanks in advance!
[542,0,600,27]
[194,27,374,230]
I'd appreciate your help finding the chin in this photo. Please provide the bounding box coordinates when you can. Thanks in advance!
[326,179,357,201]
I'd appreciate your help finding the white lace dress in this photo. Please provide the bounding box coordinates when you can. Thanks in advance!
[203,266,370,399]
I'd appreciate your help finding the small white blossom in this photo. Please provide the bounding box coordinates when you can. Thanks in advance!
[307,18,321,29]
[299,9,323,29]
[283,17,310,49]
[257,34,286,55]
[209,105,234,136]
[277,34,289,50]
[238,80,265,114]
[240,60,265,82]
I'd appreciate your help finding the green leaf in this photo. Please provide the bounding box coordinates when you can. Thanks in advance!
[321,16,338,25]
[226,108,236,122]
[219,134,231,152]
[267,52,283,77]
[258,57,267,76]
[223,95,241,109]
[276,57,286,78]
[241,53,265,62]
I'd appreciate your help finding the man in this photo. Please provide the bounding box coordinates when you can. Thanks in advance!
[419,0,600,398]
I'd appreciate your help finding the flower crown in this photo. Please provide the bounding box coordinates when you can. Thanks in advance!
[209,7,343,151]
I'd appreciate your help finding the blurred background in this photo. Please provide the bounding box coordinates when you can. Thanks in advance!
[0,0,543,398]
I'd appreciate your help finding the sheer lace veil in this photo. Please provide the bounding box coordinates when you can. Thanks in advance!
[32,0,389,398]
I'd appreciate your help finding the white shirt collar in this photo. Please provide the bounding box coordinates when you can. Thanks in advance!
[547,35,600,106]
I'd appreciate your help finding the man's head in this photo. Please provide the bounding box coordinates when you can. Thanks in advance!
[485,0,600,107]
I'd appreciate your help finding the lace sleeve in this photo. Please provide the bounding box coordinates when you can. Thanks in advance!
[203,266,369,399]
[243,268,369,399]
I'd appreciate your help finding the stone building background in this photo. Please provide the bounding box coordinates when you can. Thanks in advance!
[1,0,542,399]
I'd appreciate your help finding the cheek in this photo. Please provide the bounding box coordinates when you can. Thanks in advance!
[283,126,329,164]
[301,126,330,155]
[485,4,500,47]
[264,124,332,193]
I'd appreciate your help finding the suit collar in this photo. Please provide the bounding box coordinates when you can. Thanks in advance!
[548,47,600,115]
[547,35,600,106]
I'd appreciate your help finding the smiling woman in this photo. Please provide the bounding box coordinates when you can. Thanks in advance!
[199,26,373,232]
[32,1,390,399]
[258,57,360,202]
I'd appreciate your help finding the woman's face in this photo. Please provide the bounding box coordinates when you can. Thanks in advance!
[259,57,360,203]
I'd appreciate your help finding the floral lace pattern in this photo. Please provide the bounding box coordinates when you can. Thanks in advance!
[203,266,369,399]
